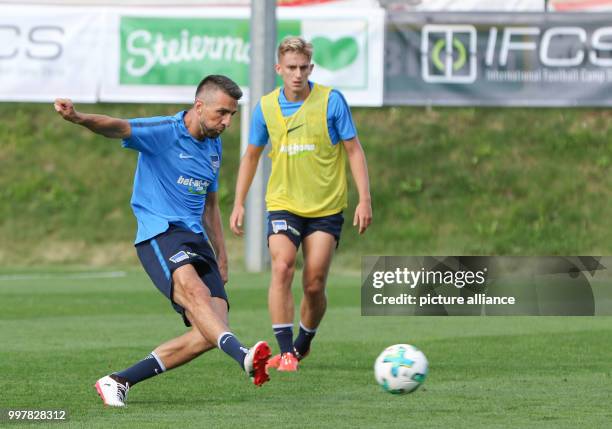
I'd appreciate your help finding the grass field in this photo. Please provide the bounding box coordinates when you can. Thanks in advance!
[2,104,612,267]
[3,92,612,428]
[1,268,611,428]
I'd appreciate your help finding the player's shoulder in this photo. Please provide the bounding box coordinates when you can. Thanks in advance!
[251,101,266,124]
[262,87,281,100]
[130,112,182,128]
[325,88,351,116]
[310,82,348,107]
[312,82,342,95]
[328,88,347,103]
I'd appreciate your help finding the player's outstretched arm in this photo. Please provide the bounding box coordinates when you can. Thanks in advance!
[229,144,265,236]
[54,98,131,139]
[343,137,372,234]
[204,192,229,284]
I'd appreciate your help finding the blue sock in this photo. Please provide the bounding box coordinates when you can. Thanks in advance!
[114,352,165,386]
[273,323,294,355]
[294,322,317,358]
[218,332,249,370]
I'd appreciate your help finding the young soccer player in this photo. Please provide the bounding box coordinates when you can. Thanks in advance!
[230,37,372,371]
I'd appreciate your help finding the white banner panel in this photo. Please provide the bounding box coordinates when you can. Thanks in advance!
[288,7,385,107]
[99,7,385,106]
[0,5,105,102]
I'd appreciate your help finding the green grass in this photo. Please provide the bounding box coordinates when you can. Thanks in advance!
[1,104,612,268]
[2,103,611,426]
[1,269,611,428]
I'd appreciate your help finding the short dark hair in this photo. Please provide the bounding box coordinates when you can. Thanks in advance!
[195,75,242,101]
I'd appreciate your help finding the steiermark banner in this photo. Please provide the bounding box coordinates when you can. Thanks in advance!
[100,7,384,106]
[385,12,612,106]
[118,17,292,87]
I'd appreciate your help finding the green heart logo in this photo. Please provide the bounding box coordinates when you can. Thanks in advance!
[311,36,359,71]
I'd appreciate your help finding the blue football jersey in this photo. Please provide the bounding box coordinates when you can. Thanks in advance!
[122,111,221,244]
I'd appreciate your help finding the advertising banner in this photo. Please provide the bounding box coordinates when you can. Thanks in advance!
[385,12,612,106]
[395,0,544,11]
[0,5,104,102]
[100,7,385,106]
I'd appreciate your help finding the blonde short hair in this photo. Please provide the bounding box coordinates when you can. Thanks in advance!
[277,36,313,61]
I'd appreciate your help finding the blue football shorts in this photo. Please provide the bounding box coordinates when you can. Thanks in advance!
[267,210,344,249]
[136,224,228,327]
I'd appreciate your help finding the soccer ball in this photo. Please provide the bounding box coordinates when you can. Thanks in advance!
[374,344,428,394]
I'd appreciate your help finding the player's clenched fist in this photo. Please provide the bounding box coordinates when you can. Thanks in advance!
[54,98,79,122]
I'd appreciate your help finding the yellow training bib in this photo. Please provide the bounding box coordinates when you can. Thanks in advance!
[260,84,347,217]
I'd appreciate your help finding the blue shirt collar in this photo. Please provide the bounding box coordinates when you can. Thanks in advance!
[279,81,314,104]
[177,110,215,145]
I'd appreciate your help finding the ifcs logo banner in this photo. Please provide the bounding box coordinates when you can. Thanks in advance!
[421,25,477,84]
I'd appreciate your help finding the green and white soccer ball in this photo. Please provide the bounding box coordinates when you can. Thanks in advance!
[374,344,428,394]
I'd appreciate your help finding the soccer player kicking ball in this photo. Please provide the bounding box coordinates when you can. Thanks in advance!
[54,75,271,407]
[230,37,372,371]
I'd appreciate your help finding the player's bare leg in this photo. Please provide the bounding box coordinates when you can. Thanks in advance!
[301,231,336,329]
[268,235,298,324]
[151,309,222,371]
[172,265,231,342]
[294,231,336,359]
[171,264,270,385]
[267,235,299,371]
